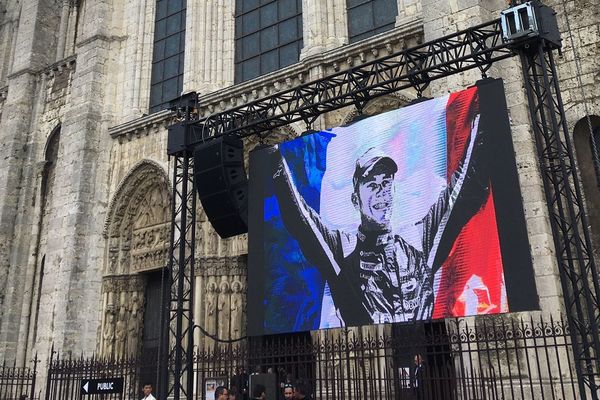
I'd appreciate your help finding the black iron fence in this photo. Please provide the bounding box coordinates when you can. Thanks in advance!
[44,352,157,400]
[41,314,583,400]
[0,357,39,400]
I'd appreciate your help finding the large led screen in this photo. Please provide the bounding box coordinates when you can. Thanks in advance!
[248,78,538,336]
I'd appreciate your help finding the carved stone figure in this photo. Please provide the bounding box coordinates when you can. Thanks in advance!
[115,306,127,358]
[230,279,243,339]
[206,276,218,335]
[127,291,143,356]
[103,309,116,357]
[217,277,231,339]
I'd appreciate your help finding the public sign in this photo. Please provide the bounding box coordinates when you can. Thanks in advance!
[80,377,124,395]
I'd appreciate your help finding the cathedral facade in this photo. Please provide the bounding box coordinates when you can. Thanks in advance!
[0,0,599,380]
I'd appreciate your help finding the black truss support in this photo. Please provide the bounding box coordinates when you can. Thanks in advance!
[192,18,512,141]
[166,9,600,400]
[166,104,197,400]
[521,44,600,399]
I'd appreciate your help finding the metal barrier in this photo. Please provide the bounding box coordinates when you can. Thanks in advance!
[42,314,581,400]
[0,356,39,400]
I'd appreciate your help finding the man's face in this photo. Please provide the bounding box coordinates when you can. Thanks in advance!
[217,389,229,400]
[143,385,152,396]
[415,355,423,365]
[354,172,395,230]
[284,387,294,399]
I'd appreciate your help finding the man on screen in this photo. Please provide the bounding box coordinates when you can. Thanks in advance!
[269,113,488,326]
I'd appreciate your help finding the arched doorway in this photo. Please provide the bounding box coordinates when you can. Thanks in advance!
[101,160,171,363]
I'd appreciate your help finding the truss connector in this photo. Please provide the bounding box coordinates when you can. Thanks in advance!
[500,1,561,51]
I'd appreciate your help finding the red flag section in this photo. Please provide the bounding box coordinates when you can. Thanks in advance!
[432,87,506,318]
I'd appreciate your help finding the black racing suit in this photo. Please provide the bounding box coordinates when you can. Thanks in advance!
[270,117,488,325]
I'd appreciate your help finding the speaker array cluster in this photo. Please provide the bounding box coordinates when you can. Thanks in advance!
[193,136,248,238]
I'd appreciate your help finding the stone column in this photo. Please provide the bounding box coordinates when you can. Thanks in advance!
[185,0,235,94]
[300,0,348,59]
[55,0,71,61]
[0,0,62,364]
[33,0,114,361]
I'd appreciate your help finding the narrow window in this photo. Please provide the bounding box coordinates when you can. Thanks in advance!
[150,0,186,113]
[234,0,303,84]
[347,0,398,43]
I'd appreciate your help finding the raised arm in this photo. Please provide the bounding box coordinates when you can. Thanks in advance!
[418,114,490,271]
[269,146,343,280]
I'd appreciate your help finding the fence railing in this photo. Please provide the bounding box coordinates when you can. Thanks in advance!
[0,357,39,400]
[42,314,583,400]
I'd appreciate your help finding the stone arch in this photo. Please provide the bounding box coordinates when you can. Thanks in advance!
[103,159,171,276]
[99,160,171,358]
[340,93,414,126]
[573,116,600,260]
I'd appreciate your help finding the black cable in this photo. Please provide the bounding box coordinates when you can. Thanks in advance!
[193,324,248,343]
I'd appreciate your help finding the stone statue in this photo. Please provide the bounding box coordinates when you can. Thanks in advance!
[103,309,116,357]
[217,277,231,339]
[206,277,218,335]
[230,279,243,339]
[127,291,143,356]
[115,306,127,358]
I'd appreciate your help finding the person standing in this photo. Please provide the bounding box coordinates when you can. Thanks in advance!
[411,354,427,400]
[282,384,294,400]
[214,386,229,400]
[141,383,156,400]
[250,384,266,400]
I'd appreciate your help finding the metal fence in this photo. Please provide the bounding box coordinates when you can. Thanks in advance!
[43,314,582,400]
[0,357,39,400]
[44,352,157,400]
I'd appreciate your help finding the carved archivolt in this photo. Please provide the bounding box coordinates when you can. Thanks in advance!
[103,159,171,275]
[340,93,414,126]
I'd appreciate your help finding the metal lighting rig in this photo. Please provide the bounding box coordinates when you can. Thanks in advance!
[164,2,600,399]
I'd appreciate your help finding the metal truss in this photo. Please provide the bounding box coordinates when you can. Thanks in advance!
[521,44,600,399]
[193,18,512,141]
[166,10,600,400]
[165,103,197,400]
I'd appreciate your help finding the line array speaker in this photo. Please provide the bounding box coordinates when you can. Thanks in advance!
[193,136,248,238]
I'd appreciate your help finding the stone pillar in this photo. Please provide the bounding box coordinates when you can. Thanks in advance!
[120,0,153,118]
[0,0,62,364]
[185,0,235,93]
[396,0,422,27]
[55,0,71,61]
[300,0,348,59]
[33,0,114,361]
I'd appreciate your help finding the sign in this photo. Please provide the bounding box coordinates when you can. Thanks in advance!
[80,378,124,395]
[204,377,227,400]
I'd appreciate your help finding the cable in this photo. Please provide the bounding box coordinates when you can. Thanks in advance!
[193,324,248,343]
[560,0,600,171]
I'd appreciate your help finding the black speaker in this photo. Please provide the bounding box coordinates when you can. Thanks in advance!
[193,136,248,238]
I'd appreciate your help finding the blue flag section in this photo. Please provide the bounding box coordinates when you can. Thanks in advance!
[263,131,335,332]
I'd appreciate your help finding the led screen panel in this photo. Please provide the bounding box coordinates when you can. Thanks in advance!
[248,78,538,335]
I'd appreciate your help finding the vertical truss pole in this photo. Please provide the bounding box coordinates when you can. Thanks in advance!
[166,119,197,399]
[521,43,600,399]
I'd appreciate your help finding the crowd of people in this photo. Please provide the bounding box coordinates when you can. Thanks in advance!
[140,355,427,400]
[213,380,311,400]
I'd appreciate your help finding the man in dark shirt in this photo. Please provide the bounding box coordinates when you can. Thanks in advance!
[269,115,487,325]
